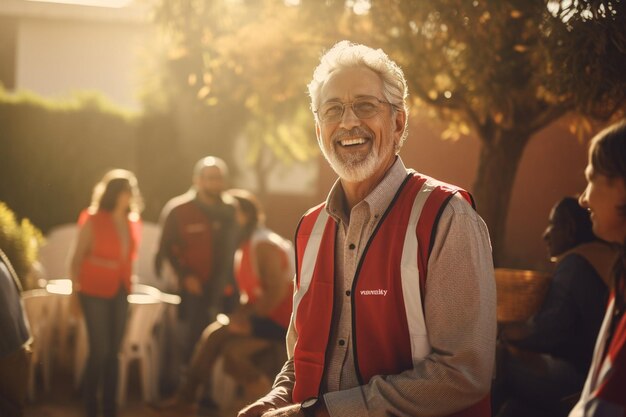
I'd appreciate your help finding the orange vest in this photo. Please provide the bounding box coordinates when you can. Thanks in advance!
[234,228,294,329]
[77,209,141,298]
[292,173,490,417]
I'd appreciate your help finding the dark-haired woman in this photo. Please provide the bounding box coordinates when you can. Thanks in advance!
[70,169,142,417]
[570,120,626,417]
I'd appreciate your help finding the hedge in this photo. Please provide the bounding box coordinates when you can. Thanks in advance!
[0,88,188,233]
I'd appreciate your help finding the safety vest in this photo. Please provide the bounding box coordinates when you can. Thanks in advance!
[77,209,141,298]
[292,172,490,417]
[569,293,626,417]
[234,228,294,329]
[170,200,215,283]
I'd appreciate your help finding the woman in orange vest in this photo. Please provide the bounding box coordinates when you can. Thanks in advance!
[70,169,142,417]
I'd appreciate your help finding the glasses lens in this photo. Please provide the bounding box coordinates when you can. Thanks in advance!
[352,98,381,119]
[319,102,344,122]
[318,97,386,123]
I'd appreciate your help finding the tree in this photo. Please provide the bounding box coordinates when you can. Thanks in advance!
[149,0,323,188]
[149,0,626,263]
[361,0,626,263]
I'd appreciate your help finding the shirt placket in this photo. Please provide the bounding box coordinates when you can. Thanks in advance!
[336,203,369,390]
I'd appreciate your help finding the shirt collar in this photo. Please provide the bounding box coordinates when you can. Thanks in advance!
[325,156,409,224]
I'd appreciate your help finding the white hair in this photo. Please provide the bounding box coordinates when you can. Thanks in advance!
[307,41,409,146]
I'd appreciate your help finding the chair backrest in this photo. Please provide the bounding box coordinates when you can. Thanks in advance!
[133,221,161,288]
[22,289,55,343]
[38,224,77,280]
[122,297,164,351]
[132,283,181,305]
[495,268,551,323]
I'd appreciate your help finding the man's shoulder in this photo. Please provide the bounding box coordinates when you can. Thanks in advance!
[408,171,467,193]
[162,192,196,216]
[302,201,327,218]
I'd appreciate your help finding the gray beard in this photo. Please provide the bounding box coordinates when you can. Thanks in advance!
[322,139,395,183]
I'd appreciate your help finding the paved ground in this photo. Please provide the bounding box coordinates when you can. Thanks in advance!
[21,357,266,417]
[23,366,163,417]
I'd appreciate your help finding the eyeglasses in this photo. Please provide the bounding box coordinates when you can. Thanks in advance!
[315,96,396,123]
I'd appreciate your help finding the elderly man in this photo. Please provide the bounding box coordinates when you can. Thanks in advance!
[238,41,496,417]
[156,156,239,362]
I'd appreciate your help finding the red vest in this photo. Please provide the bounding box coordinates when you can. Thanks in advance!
[570,293,626,416]
[77,209,141,298]
[170,200,215,283]
[234,228,294,329]
[292,173,490,417]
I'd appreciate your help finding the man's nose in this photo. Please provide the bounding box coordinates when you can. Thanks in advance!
[339,104,361,129]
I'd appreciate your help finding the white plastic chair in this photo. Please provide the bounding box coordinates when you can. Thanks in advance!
[117,294,164,406]
[133,221,162,289]
[45,279,74,367]
[22,289,55,401]
[38,223,76,281]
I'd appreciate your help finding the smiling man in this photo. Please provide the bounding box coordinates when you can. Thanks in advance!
[238,41,496,417]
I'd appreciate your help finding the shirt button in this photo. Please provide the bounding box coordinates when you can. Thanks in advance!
[345,290,351,296]
[348,243,355,250]
[338,339,346,346]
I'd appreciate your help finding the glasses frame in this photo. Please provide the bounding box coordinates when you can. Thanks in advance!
[314,95,398,124]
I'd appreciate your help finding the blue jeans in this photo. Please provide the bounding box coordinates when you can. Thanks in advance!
[80,289,128,417]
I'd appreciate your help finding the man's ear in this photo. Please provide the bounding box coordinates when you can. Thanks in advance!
[315,123,322,144]
[393,110,406,148]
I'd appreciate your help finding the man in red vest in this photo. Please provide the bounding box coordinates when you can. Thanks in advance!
[238,41,497,417]
[155,156,239,364]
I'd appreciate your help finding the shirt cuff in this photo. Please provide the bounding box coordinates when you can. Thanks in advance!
[323,386,368,417]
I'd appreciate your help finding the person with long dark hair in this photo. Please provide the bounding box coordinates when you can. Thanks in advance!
[70,169,142,417]
[570,120,626,417]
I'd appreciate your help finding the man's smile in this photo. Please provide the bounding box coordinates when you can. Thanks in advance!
[339,137,368,147]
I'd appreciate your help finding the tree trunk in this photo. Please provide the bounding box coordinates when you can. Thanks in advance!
[472,133,529,266]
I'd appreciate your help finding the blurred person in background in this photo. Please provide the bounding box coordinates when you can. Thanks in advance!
[495,197,617,417]
[155,156,239,365]
[157,189,293,417]
[0,248,31,417]
[569,120,626,417]
[70,169,142,417]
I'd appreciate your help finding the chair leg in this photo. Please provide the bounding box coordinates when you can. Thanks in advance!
[27,352,37,402]
[117,355,128,407]
[42,342,51,393]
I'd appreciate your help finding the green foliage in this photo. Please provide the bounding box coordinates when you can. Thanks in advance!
[149,0,328,173]
[0,87,185,232]
[0,202,44,290]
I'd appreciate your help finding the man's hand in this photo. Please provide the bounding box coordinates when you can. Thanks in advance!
[240,402,330,417]
[237,400,276,417]
[182,275,203,295]
[261,404,302,417]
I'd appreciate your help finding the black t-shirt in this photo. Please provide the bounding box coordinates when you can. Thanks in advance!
[512,253,609,374]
